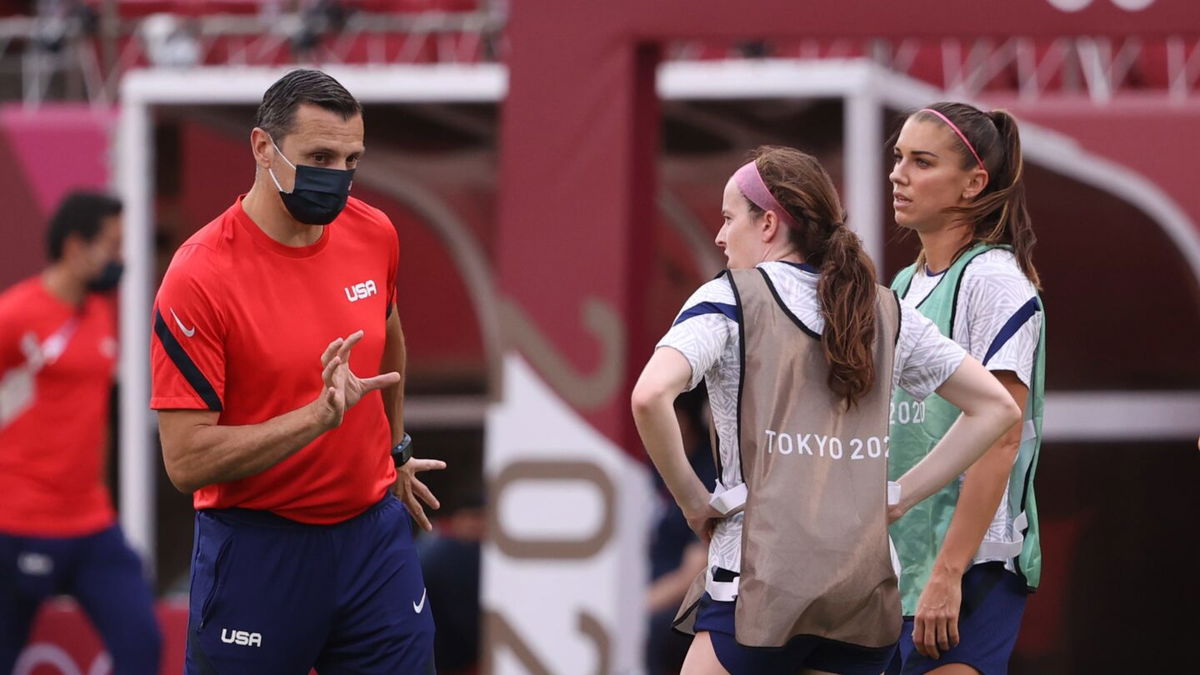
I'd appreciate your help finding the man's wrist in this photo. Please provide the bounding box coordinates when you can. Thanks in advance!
[391,433,414,467]
[306,398,333,433]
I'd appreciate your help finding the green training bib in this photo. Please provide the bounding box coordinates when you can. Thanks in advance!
[888,244,1044,616]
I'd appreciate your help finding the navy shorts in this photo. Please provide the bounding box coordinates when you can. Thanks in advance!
[0,524,161,675]
[886,562,1029,675]
[186,495,434,675]
[693,592,898,675]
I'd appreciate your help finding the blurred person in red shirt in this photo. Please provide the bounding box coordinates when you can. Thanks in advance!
[0,191,161,674]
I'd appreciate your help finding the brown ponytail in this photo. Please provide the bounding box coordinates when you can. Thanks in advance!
[914,103,1041,288]
[817,226,879,407]
[748,146,879,407]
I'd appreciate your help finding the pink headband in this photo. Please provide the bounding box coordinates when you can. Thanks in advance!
[733,161,799,230]
[919,108,985,171]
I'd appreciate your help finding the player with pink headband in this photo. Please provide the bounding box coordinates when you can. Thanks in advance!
[886,102,1046,675]
[632,146,1021,674]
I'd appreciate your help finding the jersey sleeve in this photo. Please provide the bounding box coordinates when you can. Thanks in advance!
[894,302,967,401]
[656,277,738,391]
[959,264,1041,387]
[150,246,228,411]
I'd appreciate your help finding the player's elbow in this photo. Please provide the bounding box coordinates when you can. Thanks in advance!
[979,392,1021,446]
[630,381,668,420]
[158,412,220,493]
[957,370,1021,429]
[997,394,1021,429]
[163,458,201,494]
[160,439,206,493]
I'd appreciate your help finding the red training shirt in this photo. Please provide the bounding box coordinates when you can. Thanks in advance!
[0,277,118,536]
[151,196,400,524]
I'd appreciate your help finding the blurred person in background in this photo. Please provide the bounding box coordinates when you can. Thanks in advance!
[418,493,485,675]
[886,103,1045,675]
[631,146,1020,675]
[0,192,161,674]
[645,388,715,675]
[151,69,444,674]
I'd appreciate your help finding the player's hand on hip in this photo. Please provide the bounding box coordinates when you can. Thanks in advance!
[313,331,402,430]
[392,457,447,531]
[912,566,963,659]
[682,503,723,546]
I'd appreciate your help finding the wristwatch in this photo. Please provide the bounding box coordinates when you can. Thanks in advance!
[391,433,414,468]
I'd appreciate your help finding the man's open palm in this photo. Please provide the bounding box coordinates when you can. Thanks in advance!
[315,330,401,429]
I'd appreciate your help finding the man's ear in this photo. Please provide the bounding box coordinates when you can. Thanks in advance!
[250,127,274,170]
[60,232,84,264]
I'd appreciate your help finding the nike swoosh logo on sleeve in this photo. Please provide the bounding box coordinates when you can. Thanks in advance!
[170,308,196,338]
[413,588,427,613]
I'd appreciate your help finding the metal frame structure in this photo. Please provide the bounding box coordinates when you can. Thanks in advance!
[13,13,1200,109]
[5,7,505,107]
[117,59,1200,568]
[670,36,1200,103]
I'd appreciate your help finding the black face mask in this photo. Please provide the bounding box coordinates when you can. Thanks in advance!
[87,260,124,292]
[269,138,355,226]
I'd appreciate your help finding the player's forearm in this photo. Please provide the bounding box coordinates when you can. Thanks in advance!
[931,433,1020,575]
[380,310,407,446]
[894,358,1020,516]
[896,410,1014,516]
[632,389,709,516]
[933,371,1028,574]
[164,401,328,493]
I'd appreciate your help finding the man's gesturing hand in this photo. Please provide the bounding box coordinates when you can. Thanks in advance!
[393,458,447,531]
[313,330,401,430]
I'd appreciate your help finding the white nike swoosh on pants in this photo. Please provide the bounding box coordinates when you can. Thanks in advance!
[412,588,427,613]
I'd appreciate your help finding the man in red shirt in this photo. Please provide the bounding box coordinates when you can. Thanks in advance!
[152,69,444,674]
[0,192,161,674]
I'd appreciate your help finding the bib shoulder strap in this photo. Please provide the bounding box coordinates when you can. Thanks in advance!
[945,243,1006,339]
[890,263,918,298]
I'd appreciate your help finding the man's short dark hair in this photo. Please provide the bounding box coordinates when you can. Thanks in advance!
[45,191,123,262]
[254,69,363,141]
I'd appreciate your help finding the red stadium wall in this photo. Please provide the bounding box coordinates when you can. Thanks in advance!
[994,97,1200,244]
[0,105,115,290]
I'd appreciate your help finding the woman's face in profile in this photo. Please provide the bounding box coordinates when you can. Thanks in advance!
[716,177,767,269]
